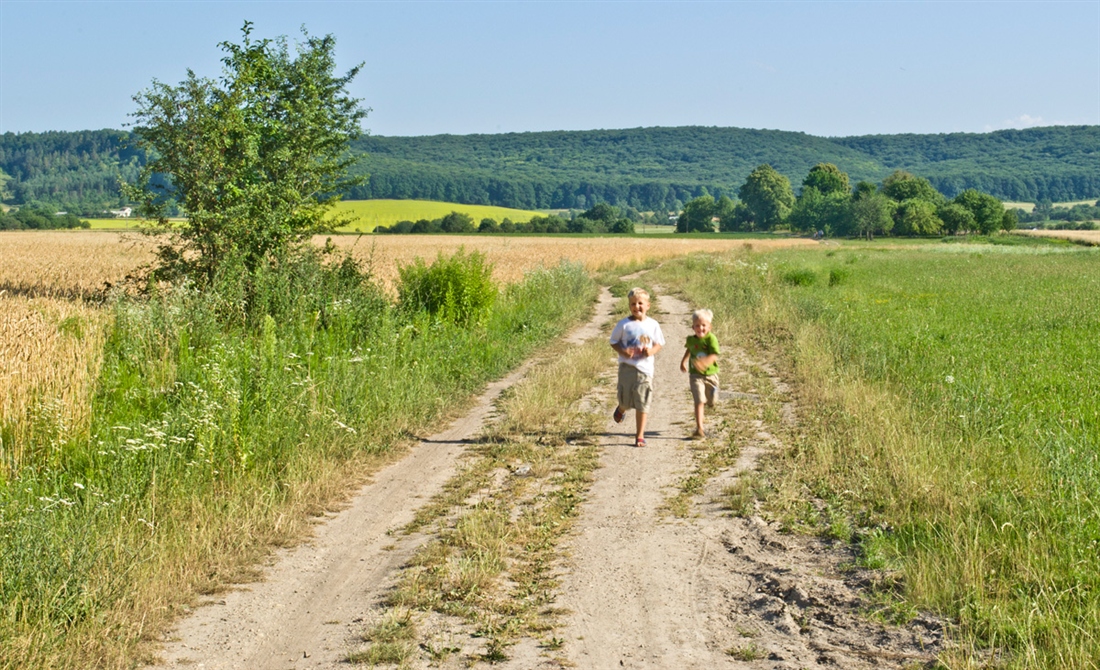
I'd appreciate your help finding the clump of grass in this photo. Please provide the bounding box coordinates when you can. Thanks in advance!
[781,268,817,286]
[726,642,765,660]
[348,611,417,665]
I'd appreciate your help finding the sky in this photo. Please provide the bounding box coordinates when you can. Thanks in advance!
[1,0,1098,138]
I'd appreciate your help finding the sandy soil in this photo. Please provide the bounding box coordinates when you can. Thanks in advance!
[149,279,942,670]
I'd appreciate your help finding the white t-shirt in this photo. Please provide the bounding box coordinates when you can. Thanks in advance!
[609,316,665,377]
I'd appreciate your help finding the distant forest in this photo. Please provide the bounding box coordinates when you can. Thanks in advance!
[1,125,1097,214]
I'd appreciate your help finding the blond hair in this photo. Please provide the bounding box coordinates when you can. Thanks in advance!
[627,287,650,301]
[692,308,714,324]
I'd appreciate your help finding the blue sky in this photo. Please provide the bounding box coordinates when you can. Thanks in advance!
[1,0,1098,137]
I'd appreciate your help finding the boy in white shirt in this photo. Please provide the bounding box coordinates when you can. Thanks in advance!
[609,288,665,447]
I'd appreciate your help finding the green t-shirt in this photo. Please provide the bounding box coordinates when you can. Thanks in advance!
[685,332,720,376]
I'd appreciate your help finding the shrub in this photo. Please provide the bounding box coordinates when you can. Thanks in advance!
[398,249,496,328]
[781,268,817,286]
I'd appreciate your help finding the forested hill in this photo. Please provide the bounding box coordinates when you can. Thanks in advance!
[2,125,1097,213]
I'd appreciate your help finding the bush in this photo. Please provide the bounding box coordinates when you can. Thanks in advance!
[781,268,817,286]
[398,249,497,328]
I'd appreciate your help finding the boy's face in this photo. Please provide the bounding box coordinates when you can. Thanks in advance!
[692,317,711,338]
[628,295,650,320]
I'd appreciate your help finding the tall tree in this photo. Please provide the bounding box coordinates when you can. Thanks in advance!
[881,170,944,204]
[125,22,367,282]
[738,164,794,229]
[851,191,894,240]
[802,163,850,197]
[677,195,716,233]
[953,189,1004,235]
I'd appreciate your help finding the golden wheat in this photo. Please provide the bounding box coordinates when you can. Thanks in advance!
[1,230,816,296]
[0,231,156,299]
[325,235,815,290]
[0,294,106,476]
[1015,229,1100,246]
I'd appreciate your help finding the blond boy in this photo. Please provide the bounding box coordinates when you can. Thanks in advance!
[680,308,720,439]
[610,288,665,447]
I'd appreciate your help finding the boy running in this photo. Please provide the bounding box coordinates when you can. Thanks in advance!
[680,308,720,439]
[610,288,665,447]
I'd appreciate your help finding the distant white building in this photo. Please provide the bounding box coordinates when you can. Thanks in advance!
[109,207,133,218]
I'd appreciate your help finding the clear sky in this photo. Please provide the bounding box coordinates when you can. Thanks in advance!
[1,0,1098,138]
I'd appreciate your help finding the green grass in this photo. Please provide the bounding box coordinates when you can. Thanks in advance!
[658,243,1100,668]
[0,254,596,669]
[331,199,543,232]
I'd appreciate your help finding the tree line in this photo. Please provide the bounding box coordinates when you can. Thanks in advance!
[2,125,1096,214]
[677,163,1016,239]
[0,205,90,231]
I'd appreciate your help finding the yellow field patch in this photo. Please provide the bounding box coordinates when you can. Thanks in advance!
[1015,229,1100,246]
[331,200,543,232]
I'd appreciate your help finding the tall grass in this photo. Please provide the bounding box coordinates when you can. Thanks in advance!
[658,243,1100,668]
[0,252,595,669]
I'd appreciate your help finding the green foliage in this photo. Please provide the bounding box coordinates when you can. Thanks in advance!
[787,186,850,235]
[937,202,975,235]
[893,198,943,236]
[125,22,366,282]
[781,268,817,286]
[953,189,1004,235]
[849,190,895,239]
[677,195,717,233]
[802,162,850,197]
[398,249,497,328]
[0,206,89,231]
[7,126,1099,213]
[881,170,945,205]
[739,164,794,229]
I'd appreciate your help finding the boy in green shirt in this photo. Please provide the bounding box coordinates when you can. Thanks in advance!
[680,308,720,439]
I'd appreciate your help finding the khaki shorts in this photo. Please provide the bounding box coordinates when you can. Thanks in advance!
[689,373,719,407]
[617,363,653,414]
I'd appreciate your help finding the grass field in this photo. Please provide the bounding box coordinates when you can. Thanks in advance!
[661,238,1100,667]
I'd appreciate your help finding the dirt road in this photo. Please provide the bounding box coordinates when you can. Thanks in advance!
[151,281,941,669]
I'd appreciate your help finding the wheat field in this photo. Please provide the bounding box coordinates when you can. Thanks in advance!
[0,231,815,296]
[0,230,813,467]
[1016,229,1100,246]
[0,294,106,475]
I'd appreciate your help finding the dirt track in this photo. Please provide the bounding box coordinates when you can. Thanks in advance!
[151,279,942,669]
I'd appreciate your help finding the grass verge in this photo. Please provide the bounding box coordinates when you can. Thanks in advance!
[658,243,1100,668]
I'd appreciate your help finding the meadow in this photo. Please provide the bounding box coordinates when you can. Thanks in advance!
[660,238,1100,668]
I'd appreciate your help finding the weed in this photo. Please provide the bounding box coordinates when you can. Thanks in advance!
[726,643,765,660]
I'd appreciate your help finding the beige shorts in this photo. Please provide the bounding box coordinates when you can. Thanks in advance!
[689,373,719,406]
[617,363,653,414]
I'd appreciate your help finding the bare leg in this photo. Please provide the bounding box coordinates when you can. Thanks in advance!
[636,411,648,443]
[694,402,705,436]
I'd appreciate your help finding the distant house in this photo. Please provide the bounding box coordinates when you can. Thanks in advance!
[109,207,133,218]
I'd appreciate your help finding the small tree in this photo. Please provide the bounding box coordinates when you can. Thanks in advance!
[802,163,850,198]
[677,195,716,232]
[125,22,367,283]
